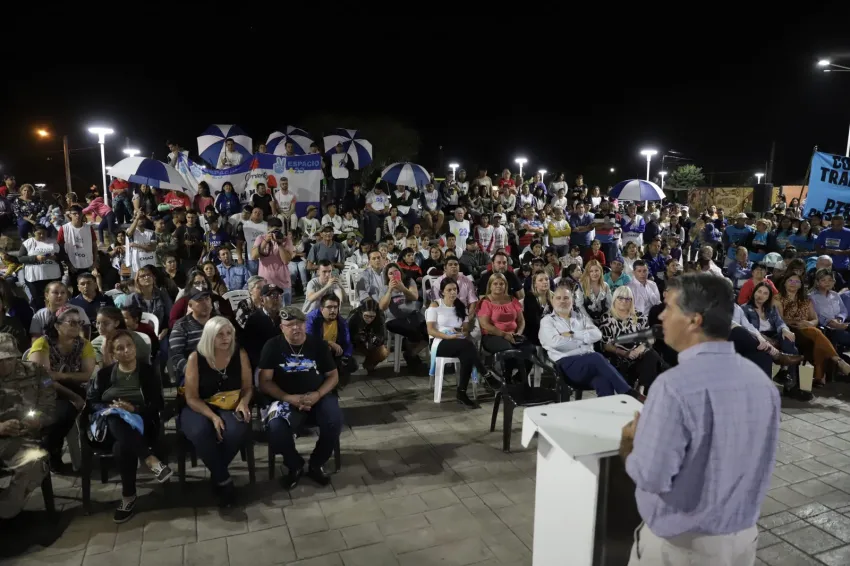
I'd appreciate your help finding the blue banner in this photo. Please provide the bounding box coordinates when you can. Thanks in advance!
[805,151,850,219]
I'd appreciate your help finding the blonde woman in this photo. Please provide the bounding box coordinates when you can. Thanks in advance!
[180,316,253,507]
[523,271,554,346]
[598,285,665,393]
[575,260,612,324]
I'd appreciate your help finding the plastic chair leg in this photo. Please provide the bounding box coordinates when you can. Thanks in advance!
[490,391,503,432]
[434,361,444,403]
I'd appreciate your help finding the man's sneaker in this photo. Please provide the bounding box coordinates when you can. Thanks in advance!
[306,466,331,487]
[113,497,137,524]
[281,466,304,490]
[151,462,173,483]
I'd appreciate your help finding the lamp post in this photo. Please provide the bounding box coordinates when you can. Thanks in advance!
[609,167,615,174]
[448,162,459,179]
[35,128,73,194]
[538,169,547,182]
[123,148,140,158]
[817,59,850,156]
[514,157,527,177]
[659,170,667,190]
[755,172,764,185]
[88,126,114,201]
[640,149,658,181]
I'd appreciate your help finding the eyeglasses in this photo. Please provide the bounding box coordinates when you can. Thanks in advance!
[362,312,377,319]
[616,297,633,302]
[61,319,83,327]
[138,274,153,279]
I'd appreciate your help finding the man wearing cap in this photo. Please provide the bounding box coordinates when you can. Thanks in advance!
[604,257,632,290]
[168,288,213,382]
[259,306,342,490]
[459,238,489,279]
[306,226,344,275]
[240,284,284,368]
[0,332,55,519]
[723,213,755,270]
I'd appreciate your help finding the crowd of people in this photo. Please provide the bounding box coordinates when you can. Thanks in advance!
[0,157,847,528]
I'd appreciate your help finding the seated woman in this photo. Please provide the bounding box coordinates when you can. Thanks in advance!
[180,316,252,507]
[810,268,850,351]
[421,246,444,276]
[427,278,494,408]
[128,265,172,342]
[169,268,233,329]
[523,272,554,347]
[347,299,389,373]
[91,307,152,367]
[477,273,536,385]
[379,263,428,366]
[86,330,172,523]
[202,261,229,296]
[774,272,850,386]
[539,283,641,400]
[121,305,159,358]
[30,281,91,339]
[575,259,611,325]
[742,281,806,398]
[598,286,665,394]
[28,306,96,469]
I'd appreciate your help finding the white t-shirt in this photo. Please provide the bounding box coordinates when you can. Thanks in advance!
[448,219,471,256]
[241,220,268,247]
[366,191,390,212]
[23,238,61,281]
[60,223,95,270]
[217,151,243,169]
[321,214,343,234]
[550,181,569,193]
[299,217,320,240]
[126,228,156,274]
[551,197,568,210]
[331,154,349,179]
[341,218,360,234]
[228,213,245,231]
[423,190,440,211]
[275,190,296,215]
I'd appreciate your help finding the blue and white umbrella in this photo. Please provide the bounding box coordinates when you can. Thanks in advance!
[323,128,373,169]
[197,124,253,167]
[380,162,430,188]
[266,126,313,155]
[608,179,665,201]
[109,157,189,193]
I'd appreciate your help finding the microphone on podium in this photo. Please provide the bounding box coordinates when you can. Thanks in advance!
[613,325,663,345]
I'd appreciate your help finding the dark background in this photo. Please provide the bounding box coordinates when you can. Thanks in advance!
[2,13,849,193]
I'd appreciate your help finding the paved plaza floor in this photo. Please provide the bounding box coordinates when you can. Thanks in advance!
[4,363,850,565]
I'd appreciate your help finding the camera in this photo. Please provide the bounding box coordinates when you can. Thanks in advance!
[271,230,283,240]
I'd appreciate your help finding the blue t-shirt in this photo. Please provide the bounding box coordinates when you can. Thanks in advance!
[789,233,816,252]
[569,213,594,246]
[749,231,769,263]
[816,228,850,270]
[724,224,754,259]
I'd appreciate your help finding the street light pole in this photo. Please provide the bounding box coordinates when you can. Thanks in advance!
[448,162,459,179]
[755,173,764,184]
[88,127,114,201]
[817,59,850,156]
[62,136,72,194]
[659,171,667,190]
[515,157,527,177]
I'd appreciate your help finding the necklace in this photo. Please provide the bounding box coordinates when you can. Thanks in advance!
[289,341,305,356]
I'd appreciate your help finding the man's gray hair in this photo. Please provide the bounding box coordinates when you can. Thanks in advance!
[665,273,734,340]
[818,255,833,265]
[247,276,266,292]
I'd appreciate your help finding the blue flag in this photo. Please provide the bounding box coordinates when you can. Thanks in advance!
[805,151,850,219]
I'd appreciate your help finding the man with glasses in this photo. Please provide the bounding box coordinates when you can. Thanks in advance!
[302,261,344,314]
[69,273,114,337]
[816,214,850,284]
[240,284,284,368]
[57,205,98,285]
[259,306,342,490]
[306,294,357,386]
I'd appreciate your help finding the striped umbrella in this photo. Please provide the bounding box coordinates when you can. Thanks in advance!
[380,162,430,188]
[322,128,373,169]
[266,126,313,155]
[608,179,665,201]
[197,124,253,167]
[109,157,189,192]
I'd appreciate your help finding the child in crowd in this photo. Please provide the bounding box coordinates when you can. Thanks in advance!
[341,209,361,239]
[83,192,118,245]
[562,245,584,269]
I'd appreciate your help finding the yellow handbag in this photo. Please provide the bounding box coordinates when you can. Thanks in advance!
[205,390,241,410]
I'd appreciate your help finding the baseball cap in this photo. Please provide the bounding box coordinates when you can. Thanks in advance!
[279,306,306,322]
[187,288,211,302]
[735,213,748,219]
[261,284,283,297]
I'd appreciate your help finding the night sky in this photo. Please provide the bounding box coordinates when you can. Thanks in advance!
[3,14,848,192]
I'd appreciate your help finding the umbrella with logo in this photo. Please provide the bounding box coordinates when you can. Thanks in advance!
[109,157,190,193]
[380,162,430,188]
[197,124,253,168]
[608,179,665,201]
[322,128,373,169]
[266,126,313,155]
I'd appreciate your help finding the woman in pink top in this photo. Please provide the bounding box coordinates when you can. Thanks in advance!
[193,182,215,214]
[250,218,295,306]
[477,272,537,385]
[83,192,117,245]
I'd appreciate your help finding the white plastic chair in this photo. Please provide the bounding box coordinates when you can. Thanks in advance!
[141,312,160,336]
[430,356,460,403]
[347,268,362,309]
[223,289,250,310]
[422,275,437,304]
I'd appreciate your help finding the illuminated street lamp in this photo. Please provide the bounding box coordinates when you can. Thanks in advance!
[538,169,547,181]
[514,157,528,177]
[609,167,615,174]
[755,172,764,184]
[816,58,850,156]
[448,162,459,178]
[88,126,114,200]
[123,148,140,158]
[36,129,49,138]
[659,170,668,190]
[34,128,73,194]
[640,149,658,181]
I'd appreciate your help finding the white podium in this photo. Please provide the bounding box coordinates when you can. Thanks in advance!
[521,395,644,566]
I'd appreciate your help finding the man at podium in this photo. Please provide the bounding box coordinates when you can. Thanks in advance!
[620,273,780,566]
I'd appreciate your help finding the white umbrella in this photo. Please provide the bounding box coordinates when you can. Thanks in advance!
[108,157,189,192]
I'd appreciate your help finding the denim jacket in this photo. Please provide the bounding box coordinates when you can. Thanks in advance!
[741,303,789,334]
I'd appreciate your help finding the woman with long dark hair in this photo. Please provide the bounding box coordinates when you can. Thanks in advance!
[426,278,492,407]
[215,182,241,218]
[193,182,214,215]
[129,265,173,341]
[348,298,389,372]
[379,263,427,365]
[168,268,233,328]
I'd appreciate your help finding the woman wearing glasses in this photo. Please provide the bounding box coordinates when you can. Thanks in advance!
[128,265,172,342]
[28,305,97,469]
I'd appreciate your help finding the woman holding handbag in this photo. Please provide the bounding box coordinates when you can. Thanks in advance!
[179,316,253,507]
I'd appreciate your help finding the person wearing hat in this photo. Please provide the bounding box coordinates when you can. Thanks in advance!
[259,306,342,489]
[723,213,755,270]
[240,284,284,367]
[168,288,214,383]
[320,202,344,238]
[306,225,344,275]
[298,206,321,242]
[604,256,632,290]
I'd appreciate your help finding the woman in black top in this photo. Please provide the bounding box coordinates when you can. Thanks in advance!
[180,316,252,507]
[523,272,553,346]
[86,330,172,523]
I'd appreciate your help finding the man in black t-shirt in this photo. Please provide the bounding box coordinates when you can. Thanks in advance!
[476,251,524,299]
[258,306,342,490]
[251,183,275,219]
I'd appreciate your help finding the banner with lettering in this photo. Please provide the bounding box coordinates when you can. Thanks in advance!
[805,151,850,219]
[176,153,323,217]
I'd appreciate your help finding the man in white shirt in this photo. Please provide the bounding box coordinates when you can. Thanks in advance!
[124,210,157,276]
[321,203,344,236]
[57,205,98,282]
[447,208,471,256]
[330,143,350,201]
[472,168,493,191]
[302,260,345,313]
[166,140,188,167]
[217,138,243,169]
[550,189,568,211]
[364,185,391,243]
[626,260,661,314]
[274,177,297,233]
[420,184,444,235]
[240,207,269,275]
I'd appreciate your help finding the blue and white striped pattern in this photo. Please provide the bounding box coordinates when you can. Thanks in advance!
[197,124,253,166]
[323,128,373,169]
[110,157,189,192]
[608,179,665,201]
[266,126,313,155]
[380,162,430,188]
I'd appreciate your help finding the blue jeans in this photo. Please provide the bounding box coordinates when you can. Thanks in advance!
[289,261,308,288]
[98,211,117,242]
[179,407,250,484]
[113,199,132,224]
[267,395,343,472]
[246,259,259,276]
[557,352,631,396]
[282,288,292,306]
[16,217,33,240]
